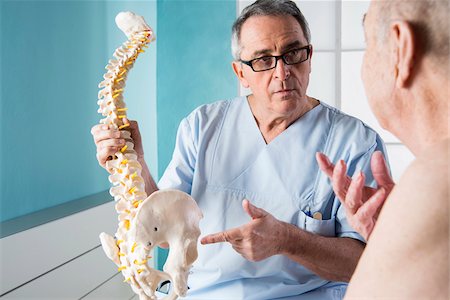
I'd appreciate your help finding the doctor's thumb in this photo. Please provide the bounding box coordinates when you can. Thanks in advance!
[242,199,267,220]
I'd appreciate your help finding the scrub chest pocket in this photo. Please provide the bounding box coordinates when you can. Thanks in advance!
[296,210,336,237]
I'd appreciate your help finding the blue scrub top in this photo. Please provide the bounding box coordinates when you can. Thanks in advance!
[159,96,387,300]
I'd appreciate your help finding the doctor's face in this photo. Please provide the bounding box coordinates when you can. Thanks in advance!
[234,15,312,116]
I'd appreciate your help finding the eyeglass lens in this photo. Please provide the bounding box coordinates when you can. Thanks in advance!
[252,47,309,71]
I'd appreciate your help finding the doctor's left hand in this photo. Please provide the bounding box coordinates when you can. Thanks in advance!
[200,200,286,262]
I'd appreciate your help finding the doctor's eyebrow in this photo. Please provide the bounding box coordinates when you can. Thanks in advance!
[280,40,303,52]
[250,41,303,58]
[362,13,367,27]
[251,48,273,58]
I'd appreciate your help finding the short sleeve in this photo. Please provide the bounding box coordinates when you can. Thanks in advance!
[158,117,197,194]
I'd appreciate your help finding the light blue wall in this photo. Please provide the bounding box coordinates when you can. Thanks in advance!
[156,0,237,178]
[155,0,237,268]
[0,1,3,215]
[0,0,157,222]
[1,0,108,222]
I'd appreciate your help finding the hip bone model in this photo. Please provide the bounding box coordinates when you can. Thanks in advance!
[96,11,203,300]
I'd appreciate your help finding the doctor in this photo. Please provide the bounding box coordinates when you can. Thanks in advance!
[92,0,388,299]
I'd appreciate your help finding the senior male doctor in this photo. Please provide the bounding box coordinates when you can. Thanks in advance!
[92,0,388,299]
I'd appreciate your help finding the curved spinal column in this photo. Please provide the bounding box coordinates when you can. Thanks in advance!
[97,12,165,300]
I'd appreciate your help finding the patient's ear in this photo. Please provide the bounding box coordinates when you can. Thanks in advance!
[232,61,249,88]
[390,20,415,88]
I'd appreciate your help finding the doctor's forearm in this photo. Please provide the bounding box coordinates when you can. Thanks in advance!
[280,223,365,282]
[137,157,159,195]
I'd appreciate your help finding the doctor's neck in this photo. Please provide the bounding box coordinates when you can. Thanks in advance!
[248,94,318,144]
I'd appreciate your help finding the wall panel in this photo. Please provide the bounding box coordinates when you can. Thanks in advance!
[0,202,118,295]
[2,247,118,299]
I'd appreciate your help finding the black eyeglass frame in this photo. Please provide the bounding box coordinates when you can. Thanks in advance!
[240,44,312,72]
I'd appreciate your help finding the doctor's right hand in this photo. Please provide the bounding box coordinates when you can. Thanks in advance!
[91,119,144,171]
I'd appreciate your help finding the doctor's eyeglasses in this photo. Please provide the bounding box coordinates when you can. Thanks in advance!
[240,45,312,72]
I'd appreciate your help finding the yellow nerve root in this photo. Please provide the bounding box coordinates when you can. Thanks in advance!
[131,242,137,253]
[124,219,130,230]
[119,123,130,130]
[134,259,148,265]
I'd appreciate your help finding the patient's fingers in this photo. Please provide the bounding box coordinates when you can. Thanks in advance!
[357,188,387,221]
[354,188,387,240]
[316,152,334,178]
[371,151,395,187]
[332,160,351,201]
[344,172,365,214]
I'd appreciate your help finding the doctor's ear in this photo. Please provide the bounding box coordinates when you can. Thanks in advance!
[232,61,250,88]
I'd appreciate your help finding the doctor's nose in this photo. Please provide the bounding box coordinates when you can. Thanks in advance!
[273,58,290,81]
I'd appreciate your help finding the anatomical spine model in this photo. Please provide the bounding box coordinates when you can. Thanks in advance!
[97,12,203,300]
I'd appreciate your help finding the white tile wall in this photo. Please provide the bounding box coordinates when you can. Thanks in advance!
[340,51,400,143]
[341,0,370,49]
[295,0,337,50]
[309,52,336,106]
[386,144,415,182]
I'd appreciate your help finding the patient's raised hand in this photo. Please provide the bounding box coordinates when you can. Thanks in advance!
[316,151,395,240]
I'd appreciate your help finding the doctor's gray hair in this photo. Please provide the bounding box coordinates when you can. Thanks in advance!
[231,0,311,61]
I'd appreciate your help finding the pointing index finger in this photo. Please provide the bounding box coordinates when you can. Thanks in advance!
[201,227,242,245]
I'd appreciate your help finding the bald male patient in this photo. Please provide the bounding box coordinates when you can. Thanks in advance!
[317,0,449,298]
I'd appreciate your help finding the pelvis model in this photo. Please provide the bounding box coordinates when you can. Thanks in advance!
[96,12,203,300]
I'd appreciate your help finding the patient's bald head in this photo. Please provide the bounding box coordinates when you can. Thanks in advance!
[362,0,449,151]
[374,0,449,74]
